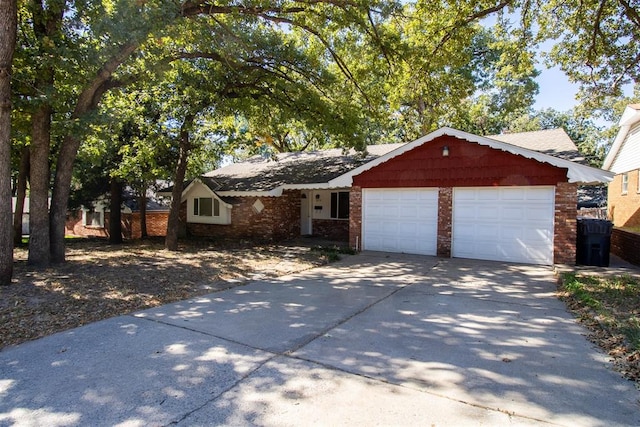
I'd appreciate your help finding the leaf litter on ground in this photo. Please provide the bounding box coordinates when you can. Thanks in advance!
[559,272,640,385]
[1,238,335,349]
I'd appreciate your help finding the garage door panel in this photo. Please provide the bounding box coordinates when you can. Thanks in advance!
[527,207,553,221]
[363,189,438,256]
[502,189,526,200]
[477,206,500,219]
[503,207,525,220]
[526,190,554,201]
[398,206,419,219]
[453,187,554,265]
[501,226,524,239]
[524,227,551,239]
[397,222,417,235]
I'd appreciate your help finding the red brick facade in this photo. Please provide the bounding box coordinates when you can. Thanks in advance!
[349,186,363,250]
[348,135,578,265]
[312,219,349,241]
[437,187,453,257]
[554,182,578,264]
[184,190,301,241]
[65,209,169,240]
[608,170,640,227]
[127,212,169,239]
[611,228,640,266]
[65,210,109,238]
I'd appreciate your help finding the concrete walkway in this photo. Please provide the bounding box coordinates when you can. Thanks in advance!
[0,253,638,426]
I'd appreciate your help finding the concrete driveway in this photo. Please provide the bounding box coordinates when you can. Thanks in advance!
[1,252,638,426]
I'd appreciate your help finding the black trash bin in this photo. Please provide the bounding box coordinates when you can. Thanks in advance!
[576,218,613,267]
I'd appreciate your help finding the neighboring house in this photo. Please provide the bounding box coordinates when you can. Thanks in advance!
[12,194,169,239]
[603,104,640,228]
[65,196,169,239]
[11,197,33,235]
[162,127,612,265]
[602,104,640,266]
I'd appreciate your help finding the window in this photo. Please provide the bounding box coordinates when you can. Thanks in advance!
[622,173,629,194]
[194,198,220,217]
[83,210,103,227]
[330,191,349,219]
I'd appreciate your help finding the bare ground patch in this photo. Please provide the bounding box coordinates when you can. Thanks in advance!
[1,238,335,349]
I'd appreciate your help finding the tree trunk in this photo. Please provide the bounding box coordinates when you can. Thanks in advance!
[138,192,148,239]
[49,41,138,263]
[165,114,194,251]
[0,0,16,285]
[28,0,63,266]
[108,179,123,244]
[13,146,29,246]
[49,133,78,262]
[28,104,51,266]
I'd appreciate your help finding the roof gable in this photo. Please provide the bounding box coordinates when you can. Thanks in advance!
[603,104,640,172]
[182,178,233,207]
[330,128,612,187]
[352,134,568,188]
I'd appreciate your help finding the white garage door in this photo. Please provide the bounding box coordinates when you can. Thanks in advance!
[362,188,438,255]
[453,187,555,265]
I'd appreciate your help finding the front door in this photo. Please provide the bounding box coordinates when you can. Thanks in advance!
[300,191,312,235]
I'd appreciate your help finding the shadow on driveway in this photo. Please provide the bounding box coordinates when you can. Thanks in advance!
[0,252,638,426]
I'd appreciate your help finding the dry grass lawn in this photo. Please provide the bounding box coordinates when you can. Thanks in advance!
[559,273,640,385]
[1,238,334,349]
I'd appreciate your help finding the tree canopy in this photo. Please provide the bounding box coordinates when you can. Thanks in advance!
[2,0,640,284]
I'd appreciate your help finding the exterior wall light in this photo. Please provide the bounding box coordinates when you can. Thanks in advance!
[442,146,449,157]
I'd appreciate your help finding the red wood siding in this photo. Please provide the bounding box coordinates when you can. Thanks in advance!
[353,135,568,188]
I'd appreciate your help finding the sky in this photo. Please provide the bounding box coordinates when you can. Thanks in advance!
[533,66,581,112]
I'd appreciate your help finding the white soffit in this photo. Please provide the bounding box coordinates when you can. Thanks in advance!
[602,104,640,171]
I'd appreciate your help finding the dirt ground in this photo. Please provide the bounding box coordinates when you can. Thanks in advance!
[1,238,336,349]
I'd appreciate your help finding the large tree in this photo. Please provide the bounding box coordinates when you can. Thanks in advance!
[13,0,405,265]
[381,1,539,139]
[14,0,634,271]
[0,0,17,285]
[534,0,640,109]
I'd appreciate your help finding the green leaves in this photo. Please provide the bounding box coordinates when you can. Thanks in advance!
[534,0,640,104]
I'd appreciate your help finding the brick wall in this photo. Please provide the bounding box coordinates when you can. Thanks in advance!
[349,186,362,250]
[608,171,640,227]
[66,210,169,240]
[129,212,168,239]
[437,187,452,257]
[312,219,349,241]
[65,210,108,238]
[186,190,301,241]
[554,182,578,264]
[611,228,640,266]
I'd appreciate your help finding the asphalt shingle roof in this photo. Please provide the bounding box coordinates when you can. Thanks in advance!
[202,144,404,192]
[190,128,587,193]
[487,128,584,162]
